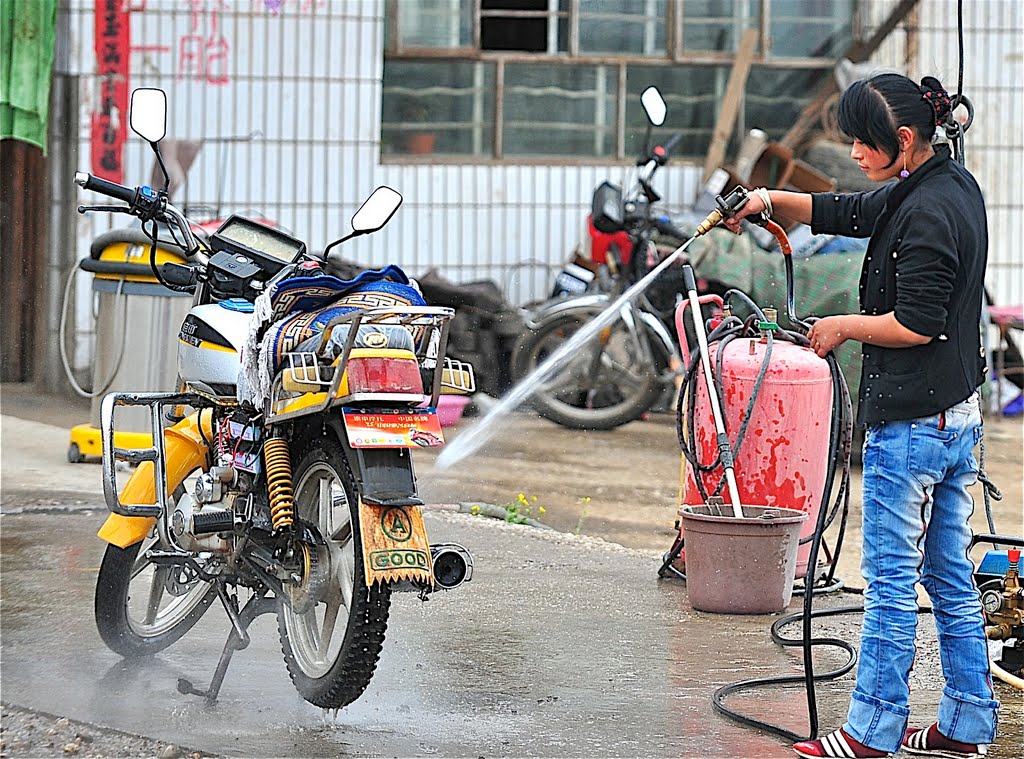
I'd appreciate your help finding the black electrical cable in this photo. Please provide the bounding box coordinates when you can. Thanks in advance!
[945,0,970,166]
[951,0,964,113]
[145,219,194,294]
[712,605,861,743]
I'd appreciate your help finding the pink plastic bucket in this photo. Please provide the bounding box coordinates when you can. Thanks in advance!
[679,504,807,614]
[436,395,470,427]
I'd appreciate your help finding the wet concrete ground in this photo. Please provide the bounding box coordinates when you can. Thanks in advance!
[2,384,1022,757]
[2,509,806,757]
[5,508,1020,758]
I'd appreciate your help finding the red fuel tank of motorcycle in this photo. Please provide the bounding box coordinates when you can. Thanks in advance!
[682,337,833,578]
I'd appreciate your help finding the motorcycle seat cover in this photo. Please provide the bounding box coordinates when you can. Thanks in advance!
[238,266,426,406]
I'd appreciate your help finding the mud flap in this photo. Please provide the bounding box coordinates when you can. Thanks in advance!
[358,499,433,588]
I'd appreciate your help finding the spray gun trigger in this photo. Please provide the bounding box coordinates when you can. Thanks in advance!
[715,186,751,218]
[696,185,759,237]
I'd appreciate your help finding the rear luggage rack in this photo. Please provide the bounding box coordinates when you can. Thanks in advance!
[268,306,469,424]
[440,356,476,394]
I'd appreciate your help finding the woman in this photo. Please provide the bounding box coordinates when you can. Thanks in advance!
[725,74,999,759]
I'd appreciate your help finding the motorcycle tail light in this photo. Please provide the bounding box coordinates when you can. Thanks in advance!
[341,349,424,396]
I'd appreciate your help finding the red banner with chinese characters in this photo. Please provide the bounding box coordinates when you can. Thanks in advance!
[91,0,130,183]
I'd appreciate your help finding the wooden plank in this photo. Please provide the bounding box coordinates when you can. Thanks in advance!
[1,141,45,382]
[703,28,759,183]
[780,0,920,151]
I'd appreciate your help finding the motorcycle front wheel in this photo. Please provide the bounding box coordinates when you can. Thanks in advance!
[278,435,391,709]
[511,308,669,430]
[95,484,217,658]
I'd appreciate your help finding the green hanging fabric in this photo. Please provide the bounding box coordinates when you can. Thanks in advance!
[0,0,58,152]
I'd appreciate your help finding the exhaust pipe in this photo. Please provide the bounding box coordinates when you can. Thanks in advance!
[430,543,474,590]
[391,543,474,593]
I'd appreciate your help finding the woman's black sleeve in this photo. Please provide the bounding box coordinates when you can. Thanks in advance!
[809,185,892,237]
[892,209,959,337]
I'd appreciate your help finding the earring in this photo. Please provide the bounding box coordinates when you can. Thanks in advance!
[900,152,910,179]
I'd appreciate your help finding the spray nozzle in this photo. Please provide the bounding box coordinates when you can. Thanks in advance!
[695,185,770,237]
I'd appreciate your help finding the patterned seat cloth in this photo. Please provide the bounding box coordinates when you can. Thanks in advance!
[238,265,426,406]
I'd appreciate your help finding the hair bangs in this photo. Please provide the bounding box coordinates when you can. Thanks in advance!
[837,80,900,164]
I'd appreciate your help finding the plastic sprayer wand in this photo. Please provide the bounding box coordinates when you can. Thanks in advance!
[681,263,744,518]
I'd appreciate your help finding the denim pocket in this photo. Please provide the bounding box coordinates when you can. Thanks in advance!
[863,421,901,470]
[908,421,956,484]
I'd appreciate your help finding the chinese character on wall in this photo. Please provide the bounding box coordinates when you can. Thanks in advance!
[91,0,130,182]
[180,0,231,85]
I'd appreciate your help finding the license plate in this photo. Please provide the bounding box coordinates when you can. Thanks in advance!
[342,407,445,448]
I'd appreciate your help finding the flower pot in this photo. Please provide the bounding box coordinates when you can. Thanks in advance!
[405,133,436,155]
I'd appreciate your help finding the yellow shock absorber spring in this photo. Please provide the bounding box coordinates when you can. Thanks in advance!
[263,437,295,530]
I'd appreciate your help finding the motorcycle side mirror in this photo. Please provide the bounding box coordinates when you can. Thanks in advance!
[351,186,403,234]
[321,186,404,262]
[130,88,171,194]
[129,88,167,143]
[640,86,666,127]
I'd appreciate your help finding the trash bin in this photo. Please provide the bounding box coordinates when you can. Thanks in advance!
[68,226,192,461]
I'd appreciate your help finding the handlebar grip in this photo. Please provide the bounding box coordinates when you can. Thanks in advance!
[74,172,136,204]
[682,264,697,294]
[662,133,683,155]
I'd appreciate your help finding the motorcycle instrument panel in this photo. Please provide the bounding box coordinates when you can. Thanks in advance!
[210,215,306,273]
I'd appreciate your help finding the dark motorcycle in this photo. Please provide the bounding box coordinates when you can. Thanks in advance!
[511,87,693,430]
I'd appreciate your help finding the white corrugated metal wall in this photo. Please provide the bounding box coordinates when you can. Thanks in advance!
[63,0,1022,370]
[65,0,700,314]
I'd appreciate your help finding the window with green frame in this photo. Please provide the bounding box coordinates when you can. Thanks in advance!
[382,0,856,161]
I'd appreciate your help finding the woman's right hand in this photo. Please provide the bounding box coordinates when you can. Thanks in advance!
[721,193,767,235]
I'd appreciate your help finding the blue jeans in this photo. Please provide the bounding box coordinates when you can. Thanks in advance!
[843,393,999,753]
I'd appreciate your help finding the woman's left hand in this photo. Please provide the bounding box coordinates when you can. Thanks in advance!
[807,315,849,358]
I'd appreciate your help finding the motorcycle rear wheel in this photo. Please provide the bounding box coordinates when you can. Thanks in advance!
[512,309,669,430]
[278,435,391,709]
[95,485,217,658]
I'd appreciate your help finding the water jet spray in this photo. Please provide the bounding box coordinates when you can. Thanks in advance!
[434,186,774,471]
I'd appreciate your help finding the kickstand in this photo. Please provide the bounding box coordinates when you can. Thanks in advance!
[177,584,277,703]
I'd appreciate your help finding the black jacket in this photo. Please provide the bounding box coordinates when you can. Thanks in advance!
[810,146,988,426]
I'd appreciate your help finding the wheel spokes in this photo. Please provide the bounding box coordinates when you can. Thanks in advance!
[317,596,341,656]
[143,565,170,625]
[318,476,333,538]
[283,457,359,678]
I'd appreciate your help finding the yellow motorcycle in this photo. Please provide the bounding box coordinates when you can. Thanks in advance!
[78,88,475,707]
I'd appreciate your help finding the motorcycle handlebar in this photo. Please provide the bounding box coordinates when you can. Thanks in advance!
[74,172,136,205]
[653,217,689,241]
[637,131,684,186]
[659,133,683,158]
[75,171,207,263]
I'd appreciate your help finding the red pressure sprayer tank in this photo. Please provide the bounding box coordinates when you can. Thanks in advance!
[676,301,833,579]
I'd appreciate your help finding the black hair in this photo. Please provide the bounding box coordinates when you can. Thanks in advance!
[837,73,952,167]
